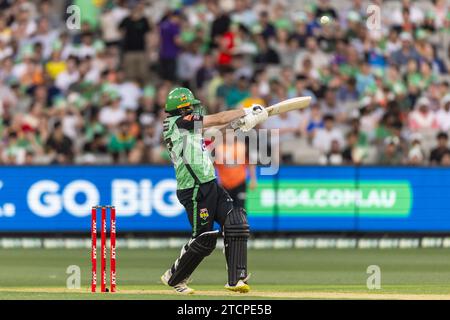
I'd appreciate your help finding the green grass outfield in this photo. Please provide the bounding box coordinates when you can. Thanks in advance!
[0,248,450,299]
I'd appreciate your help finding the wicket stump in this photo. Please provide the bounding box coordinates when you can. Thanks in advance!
[91,205,116,293]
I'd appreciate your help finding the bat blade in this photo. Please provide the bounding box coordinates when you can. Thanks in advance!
[266,96,312,117]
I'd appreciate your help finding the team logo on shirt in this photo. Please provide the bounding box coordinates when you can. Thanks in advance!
[199,208,209,220]
[200,138,206,151]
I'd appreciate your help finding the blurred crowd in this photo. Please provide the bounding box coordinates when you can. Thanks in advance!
[0,0,449,165]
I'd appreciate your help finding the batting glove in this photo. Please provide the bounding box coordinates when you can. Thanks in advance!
[239,105,268,132]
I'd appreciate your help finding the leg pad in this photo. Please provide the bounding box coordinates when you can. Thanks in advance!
[223,207,250,286]
[168,230,218,286]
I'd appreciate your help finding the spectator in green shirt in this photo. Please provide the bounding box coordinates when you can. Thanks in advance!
[378,136,404,165]
[226,75,250,108]
[108,121,136,163]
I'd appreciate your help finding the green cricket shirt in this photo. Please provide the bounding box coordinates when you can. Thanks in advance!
[163,114,216,190]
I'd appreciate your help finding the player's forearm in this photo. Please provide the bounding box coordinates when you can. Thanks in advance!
[203,109,245,128]
[203,123,230,133]
[217,109,245,124]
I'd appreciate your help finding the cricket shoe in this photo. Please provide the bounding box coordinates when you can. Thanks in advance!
[160,269,195,295]
[225,280,250,293]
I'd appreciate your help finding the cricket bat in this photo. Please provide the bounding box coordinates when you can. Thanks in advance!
[266,96,312,117]
[231,96,312,130]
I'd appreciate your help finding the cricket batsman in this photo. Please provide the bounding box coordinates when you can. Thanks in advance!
[160,87,268,294]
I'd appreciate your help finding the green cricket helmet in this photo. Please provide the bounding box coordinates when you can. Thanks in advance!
[165,87,202,115]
